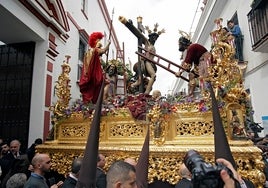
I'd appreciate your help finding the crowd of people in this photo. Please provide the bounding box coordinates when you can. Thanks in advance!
[0,137,252,188]
[0,138,66,188]
[0,139,108,188]
[0,138,51,188]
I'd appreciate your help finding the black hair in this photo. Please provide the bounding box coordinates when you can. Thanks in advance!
[179,36,191,46]
[34,138,43,145]
[148,33,159,45]
[0,141,8,147]
[227,20,234,24]
[222,27,229,32]
[71,157,83,174]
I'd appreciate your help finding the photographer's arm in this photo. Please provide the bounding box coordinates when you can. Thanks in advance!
[217,158,246,188]
[220,169,236,188]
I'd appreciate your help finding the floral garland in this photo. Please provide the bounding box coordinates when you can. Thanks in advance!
[50,67,252,129]
[56,93,213,122]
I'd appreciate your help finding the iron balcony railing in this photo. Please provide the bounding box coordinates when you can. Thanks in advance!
[247,0,268,52]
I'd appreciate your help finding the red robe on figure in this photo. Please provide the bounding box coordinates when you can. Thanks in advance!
[79,32,105,104]
[79,49,104,104]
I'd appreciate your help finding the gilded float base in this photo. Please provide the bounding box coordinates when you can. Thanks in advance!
[37,108,266,187]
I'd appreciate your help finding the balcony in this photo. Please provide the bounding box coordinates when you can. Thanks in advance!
[247,0,268,52]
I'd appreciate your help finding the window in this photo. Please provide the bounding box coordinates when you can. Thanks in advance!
[81,0,85,11]
[247,0,268,52]
[79,40,86,61]
[77,38,87,81]
[81,0,88,17]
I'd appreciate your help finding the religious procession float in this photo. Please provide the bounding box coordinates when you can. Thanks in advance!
[37,18,266,187]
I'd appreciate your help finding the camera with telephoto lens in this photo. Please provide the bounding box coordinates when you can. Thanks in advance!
[184,150,233,188]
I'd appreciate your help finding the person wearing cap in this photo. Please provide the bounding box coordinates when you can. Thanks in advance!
[152,90,162,101]
[79,32,111,104]
[175,36,209,97]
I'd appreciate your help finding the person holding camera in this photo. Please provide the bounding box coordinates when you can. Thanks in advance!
[184,150,254,188]
[175,163,193,188]
[217,158,245,188]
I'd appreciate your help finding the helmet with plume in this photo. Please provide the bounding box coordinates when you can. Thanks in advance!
[88,32,104,48]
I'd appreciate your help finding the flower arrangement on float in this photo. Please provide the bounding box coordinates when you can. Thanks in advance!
[55,93,213,123]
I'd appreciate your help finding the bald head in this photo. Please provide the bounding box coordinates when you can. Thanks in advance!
[10,139,21,145]
[124,158,137,167]
[31,153,51,175]
[10,139,21,156]
[152,90,161,100]
[32,153,47,165]
[107,160,136,188]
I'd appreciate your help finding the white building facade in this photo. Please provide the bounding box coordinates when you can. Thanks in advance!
[173,0,268,134]
[0,0,122,147]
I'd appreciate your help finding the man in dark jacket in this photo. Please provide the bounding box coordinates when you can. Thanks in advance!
[62,157,83,188]
[26,138,43,162]
[96,154,106,188]
[24,153,62,188]
[1,140,24,182]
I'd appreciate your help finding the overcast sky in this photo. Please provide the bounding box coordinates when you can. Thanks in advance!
[105,0,203,95]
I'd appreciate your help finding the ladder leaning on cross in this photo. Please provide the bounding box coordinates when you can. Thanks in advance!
[136,46,198,82]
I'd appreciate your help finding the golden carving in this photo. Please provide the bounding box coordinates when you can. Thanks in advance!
[205,19,247,107]
[175,102,200,112]
[148,105,168,146]
[37,108,265,187]
[38,19,265,187]
[48,55,72,140]
[50,55,72,116]
[109,123,144,137]
[61,124,87,137]
[226,103,247,139]
[37,134,263,186]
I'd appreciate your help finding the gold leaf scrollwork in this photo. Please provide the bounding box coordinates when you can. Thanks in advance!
[48,56,72,140]
[148,105,168,146]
